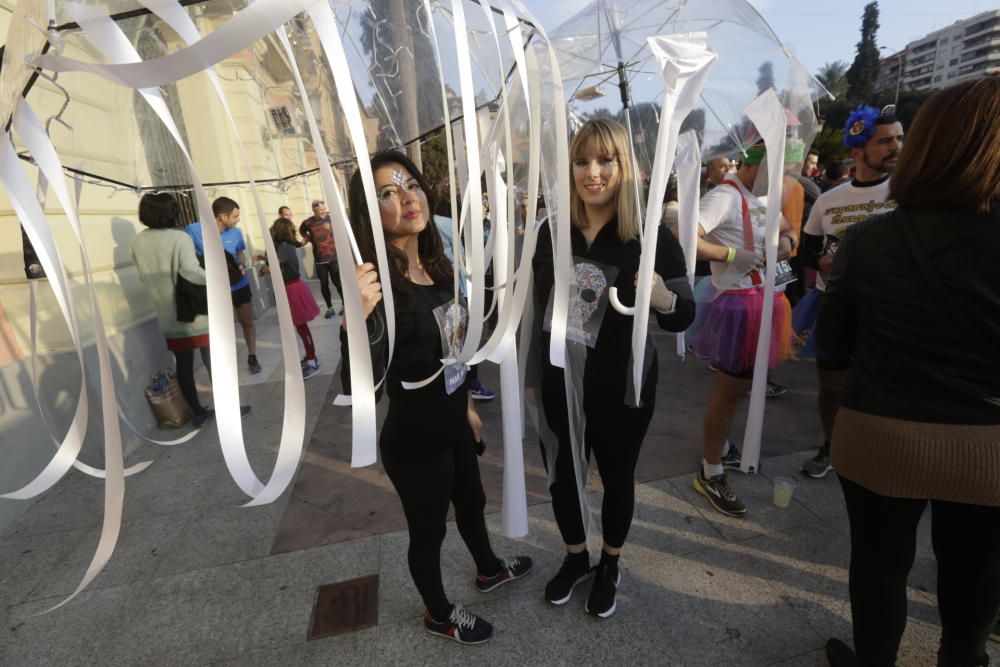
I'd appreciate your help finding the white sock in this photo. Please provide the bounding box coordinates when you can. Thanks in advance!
[702,459,724,478]
[722,439,731,457]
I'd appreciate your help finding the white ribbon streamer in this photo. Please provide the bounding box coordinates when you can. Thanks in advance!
[138,0,310,505]
[12,99,125,612]
[740,89,787,474]
[673,130,701,359]
[30,0,314,90]
[62,2,269,498]
[613,33,716,406]
[306,2,397,376]
[450,0,487,368]
[275,27,377,468]
[29,280,164,465]
[1,138,90,500]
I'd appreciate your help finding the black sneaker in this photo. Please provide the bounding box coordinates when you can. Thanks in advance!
[825,638,861,666]
[801,442,833,479]
[476,556,533,592]
[192,408,215,428]
[766,380,787,398]
[544,552,593,605]
[721,441,742,470]
[585,557,621,618]
[693,469,747,517]
[423,604,493,644]
[248,355,262,374]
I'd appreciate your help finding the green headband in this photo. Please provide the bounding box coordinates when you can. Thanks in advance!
[742,145,766,165]
[785,142,805,164]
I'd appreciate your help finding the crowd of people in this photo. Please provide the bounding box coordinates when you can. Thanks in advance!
[128,76,999,662]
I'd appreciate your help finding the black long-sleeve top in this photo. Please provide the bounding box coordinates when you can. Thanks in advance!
[533,219,696,408]
[816,207,1000,425]
[275,241,300,282]
[340,280,471,463]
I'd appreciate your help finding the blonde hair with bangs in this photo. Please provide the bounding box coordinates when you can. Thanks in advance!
[569,118,641,242]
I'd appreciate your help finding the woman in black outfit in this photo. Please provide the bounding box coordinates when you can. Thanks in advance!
[533,119,695,617]
[341,151,530,645]
[818,77,1000,667]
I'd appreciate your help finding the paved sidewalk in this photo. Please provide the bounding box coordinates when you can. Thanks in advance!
[1,285,996,666]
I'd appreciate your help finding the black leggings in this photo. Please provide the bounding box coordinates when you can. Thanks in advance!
[541,401,654,549]
[381,440,502,620]
[173,346,211,414]
[840,476,1000,666]
[315,261,343,309]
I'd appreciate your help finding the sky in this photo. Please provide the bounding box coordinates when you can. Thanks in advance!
[524,0,999,75]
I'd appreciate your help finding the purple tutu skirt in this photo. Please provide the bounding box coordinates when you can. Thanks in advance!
[691,288,792,375]
[283,278,320,326]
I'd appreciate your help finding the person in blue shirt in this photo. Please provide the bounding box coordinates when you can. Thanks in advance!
[185,197,261,374]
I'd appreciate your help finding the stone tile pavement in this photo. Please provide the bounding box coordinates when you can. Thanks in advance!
[1,288,997,666]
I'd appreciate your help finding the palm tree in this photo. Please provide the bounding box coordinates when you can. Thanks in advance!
[817,61,849,99]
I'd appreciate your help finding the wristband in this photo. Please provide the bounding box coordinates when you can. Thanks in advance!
[725,246,736,264]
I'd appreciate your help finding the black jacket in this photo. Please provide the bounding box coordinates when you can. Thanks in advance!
[533,219,695,407]
[816,206,1000,424]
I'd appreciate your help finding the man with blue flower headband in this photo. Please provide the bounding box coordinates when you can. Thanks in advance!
[795,105,905,479]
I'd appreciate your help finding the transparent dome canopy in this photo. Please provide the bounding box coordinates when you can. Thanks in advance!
[551,0,831,171]
[5,0,536,189]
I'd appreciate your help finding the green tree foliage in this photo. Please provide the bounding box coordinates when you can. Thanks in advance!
[817,61,849,99]
[756,61,775,96]
[846,2,882,104]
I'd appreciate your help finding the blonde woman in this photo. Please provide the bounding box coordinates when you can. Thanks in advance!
[532,118,695,617]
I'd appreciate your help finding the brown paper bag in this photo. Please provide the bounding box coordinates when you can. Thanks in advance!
[145,370,192,429]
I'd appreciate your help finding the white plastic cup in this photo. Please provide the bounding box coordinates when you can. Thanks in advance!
[773,477,798,508]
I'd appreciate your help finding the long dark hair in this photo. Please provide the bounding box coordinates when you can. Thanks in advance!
[347,150,452,287]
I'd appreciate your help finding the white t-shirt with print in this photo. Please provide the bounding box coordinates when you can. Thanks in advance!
[803,178,895,290]
[698,174,767,291]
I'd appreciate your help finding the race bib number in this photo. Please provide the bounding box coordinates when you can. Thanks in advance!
[774,259,797,287]
[432,299,469,395]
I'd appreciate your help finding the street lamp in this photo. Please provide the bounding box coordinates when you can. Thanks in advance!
[879,45,903,109]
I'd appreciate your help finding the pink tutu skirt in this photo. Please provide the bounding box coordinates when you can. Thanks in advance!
[283,278,320,326]
[691,288,792,376]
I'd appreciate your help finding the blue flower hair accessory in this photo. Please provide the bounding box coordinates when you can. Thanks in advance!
[843,105,880,149]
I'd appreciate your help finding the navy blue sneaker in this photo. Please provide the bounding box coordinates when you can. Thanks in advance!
[476,556,533,592]
[424,604,493,644]
[469,379,495,401]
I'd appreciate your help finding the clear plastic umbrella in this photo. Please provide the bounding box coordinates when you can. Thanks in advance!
[551,0,831,175]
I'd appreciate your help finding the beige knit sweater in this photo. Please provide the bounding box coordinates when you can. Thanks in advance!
[832,407,1000,507]
[130,228,209,340]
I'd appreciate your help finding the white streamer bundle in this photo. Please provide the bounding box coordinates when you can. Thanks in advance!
[609,33,716,406]
[673,130,702,359]
[739,89,787,474]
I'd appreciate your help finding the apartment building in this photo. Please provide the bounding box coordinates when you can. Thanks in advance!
[875,9,1000,95]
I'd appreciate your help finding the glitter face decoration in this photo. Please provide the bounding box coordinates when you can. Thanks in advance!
[391,169,407,188]
[573,262,608,323]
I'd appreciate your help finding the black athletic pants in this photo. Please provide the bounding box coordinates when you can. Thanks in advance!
[840,476,1000,667]
[315,261,343,309]
[381,440,502,620]
[173,346,211,414]
[542,401,654,549]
